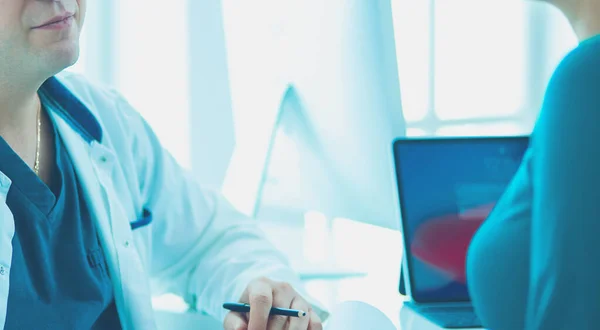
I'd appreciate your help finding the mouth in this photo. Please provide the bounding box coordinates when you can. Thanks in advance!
[33,13,75,29]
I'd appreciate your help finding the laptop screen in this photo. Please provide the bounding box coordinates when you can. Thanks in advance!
[393,136,529,303]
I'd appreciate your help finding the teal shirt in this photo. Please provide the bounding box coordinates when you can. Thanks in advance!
[2,102,121,329]
[467,35,600,329]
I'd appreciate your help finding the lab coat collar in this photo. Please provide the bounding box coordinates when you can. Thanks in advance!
[39,76,103,143]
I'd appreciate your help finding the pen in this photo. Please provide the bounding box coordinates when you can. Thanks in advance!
[223,302,307,317]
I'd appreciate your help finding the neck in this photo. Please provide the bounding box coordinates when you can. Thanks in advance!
[0,78,44,136]
[552,0,600,41]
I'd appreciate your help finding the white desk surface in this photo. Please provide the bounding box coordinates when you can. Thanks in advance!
[154,305,481,330]
[154,217,484,330]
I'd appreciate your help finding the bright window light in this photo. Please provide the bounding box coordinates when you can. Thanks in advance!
[390,0,431,123]
[434,1,526,120]
[115,0,191,168]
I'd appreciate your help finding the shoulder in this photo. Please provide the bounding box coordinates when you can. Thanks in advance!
[55,71,120,110]
[537,35,600,133]
[546,35,600,96]
[54,71,144,143]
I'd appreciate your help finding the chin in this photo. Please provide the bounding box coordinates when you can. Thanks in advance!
[41,41,81,76]
[30,25,82,77]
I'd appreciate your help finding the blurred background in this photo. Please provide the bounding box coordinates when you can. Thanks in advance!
[70,0,578,325]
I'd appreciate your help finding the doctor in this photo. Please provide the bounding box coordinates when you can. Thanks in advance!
[0,1,326,329]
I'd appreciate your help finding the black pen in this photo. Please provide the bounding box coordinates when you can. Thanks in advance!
[223,302,307,317]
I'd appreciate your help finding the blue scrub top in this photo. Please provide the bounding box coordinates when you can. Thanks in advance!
[1,103,121,329]
[467,34,600,329]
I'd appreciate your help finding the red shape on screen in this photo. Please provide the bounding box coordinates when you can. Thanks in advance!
[410,203,494,283]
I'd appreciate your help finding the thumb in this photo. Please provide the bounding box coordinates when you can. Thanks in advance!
[223,312,248,330]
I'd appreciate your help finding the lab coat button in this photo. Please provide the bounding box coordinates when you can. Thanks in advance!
[0,265,8,276]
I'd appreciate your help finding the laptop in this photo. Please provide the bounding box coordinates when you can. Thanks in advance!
[391,136,529,329]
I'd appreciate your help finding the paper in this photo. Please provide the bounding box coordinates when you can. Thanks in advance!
[324,301,396,330]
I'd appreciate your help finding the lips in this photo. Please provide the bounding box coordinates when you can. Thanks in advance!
[33,13,74,29]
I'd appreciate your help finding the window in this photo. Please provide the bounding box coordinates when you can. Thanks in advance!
[434,1,526,121]
[115,1,191,168]
[391,0,578,136]
[391,0,431,123]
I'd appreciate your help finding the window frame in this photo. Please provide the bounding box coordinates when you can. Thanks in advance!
[398,0,550,136]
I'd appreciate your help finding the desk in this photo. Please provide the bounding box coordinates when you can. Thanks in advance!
[154,297,482,330]
[154,217,484,330]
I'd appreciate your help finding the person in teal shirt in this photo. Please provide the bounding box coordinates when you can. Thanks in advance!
[467,1,600,329]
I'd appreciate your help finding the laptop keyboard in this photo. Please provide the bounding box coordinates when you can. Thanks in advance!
[408,304,483,329]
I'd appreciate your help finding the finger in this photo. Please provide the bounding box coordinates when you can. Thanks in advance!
[307,309,323,330]
[286,297,311,330]
[224,312,249,330]
[247,279,274,330]
[268,282,296,330]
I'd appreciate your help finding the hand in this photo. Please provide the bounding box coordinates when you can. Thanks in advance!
[223,277,323,330]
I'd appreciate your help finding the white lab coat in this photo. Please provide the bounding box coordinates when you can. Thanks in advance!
[0,72,327,329]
